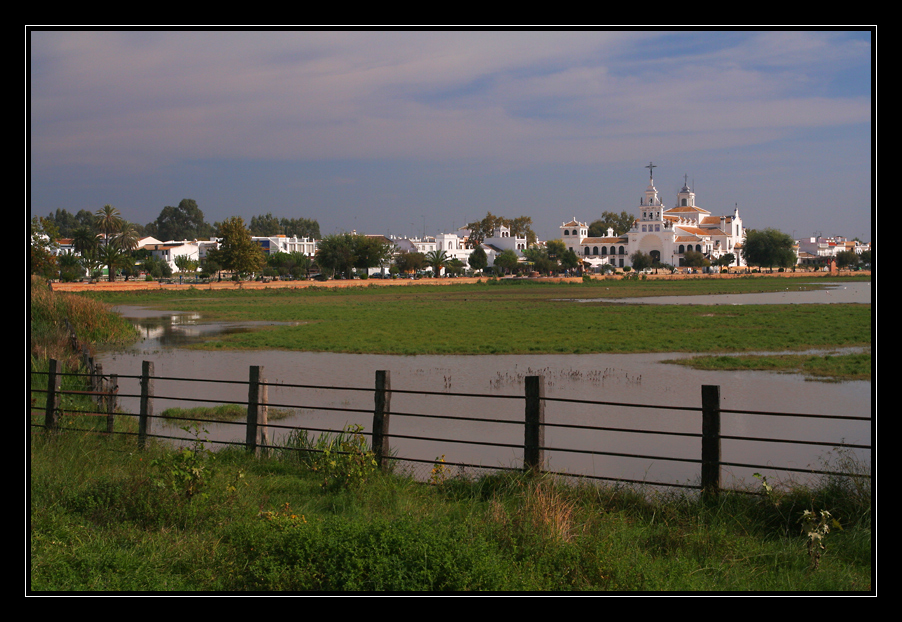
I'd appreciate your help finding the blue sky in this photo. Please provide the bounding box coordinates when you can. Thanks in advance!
[28,29,873,242]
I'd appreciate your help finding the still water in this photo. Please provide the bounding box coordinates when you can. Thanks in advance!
[98,284,872,489]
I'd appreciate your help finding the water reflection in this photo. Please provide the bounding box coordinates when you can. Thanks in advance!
[111,306,302,349]
[98,339,871,491]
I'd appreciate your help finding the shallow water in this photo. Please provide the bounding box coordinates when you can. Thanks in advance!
[99,292,872,489]
[563,281,871,306]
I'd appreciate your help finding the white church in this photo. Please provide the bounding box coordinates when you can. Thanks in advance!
[561,162,746,271]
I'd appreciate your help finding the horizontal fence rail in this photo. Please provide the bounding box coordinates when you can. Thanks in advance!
[31,360,872,495]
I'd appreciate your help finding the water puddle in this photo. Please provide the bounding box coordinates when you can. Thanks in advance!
[561,281,871,305]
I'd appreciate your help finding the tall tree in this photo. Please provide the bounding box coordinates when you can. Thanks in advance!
[465,212,537,248]
[290,252,313,278]
[522,247,558,274]
[71,227,99,257]
[682,249,710,268]
[152,199,213,242]
[492,249,520,275]
[354,236,396,272]
[630,250,653,272]
[95,204,124,244]
[742,228,796,271]
[30,217,60,278]
[560,249,580,273]
[544,239,566,260]
[315,233,395,278]
[281,217,321,240]
[314,233,358,278]
[249,213,283,237]
[95,205,127,281]
[394,251,426,275]
[834,250,859,270]
[208,216,266,277]
[588,211,637,237]
[467,246,488,273]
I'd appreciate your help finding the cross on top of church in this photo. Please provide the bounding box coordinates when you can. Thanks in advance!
[645,161,656,182]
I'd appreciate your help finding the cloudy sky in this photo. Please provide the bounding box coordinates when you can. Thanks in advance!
[29,29,873,243]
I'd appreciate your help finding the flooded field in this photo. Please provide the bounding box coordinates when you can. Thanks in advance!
[98,284,872,489]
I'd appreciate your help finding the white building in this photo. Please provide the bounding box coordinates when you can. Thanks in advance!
[797,236,870,259]
[480,224,528,270]
[564,163,747,270]
[251,235,317,256]
[144,241,200,273]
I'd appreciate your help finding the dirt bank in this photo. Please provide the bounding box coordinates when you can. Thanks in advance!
[48,269,868,293]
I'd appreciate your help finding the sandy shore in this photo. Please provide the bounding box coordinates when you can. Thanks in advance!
[48,269,867,293]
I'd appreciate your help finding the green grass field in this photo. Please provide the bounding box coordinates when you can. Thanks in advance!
[88,276,871,359]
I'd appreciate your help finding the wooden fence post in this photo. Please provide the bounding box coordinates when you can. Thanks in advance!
[92,363,104,408]
[246,366,269,456]
[138,361,154,449]
[44,358,60,432]
[701,385,722,497]
[106,374,118,434]
[524,375,545,473]
[372,370,391,470]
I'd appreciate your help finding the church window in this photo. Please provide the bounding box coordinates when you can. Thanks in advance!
[599,247,605,255]
[679,245,685,253]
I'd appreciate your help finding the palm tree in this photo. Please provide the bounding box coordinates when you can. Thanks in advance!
[57,252,85,281]
[424,249,449,277]
[95,204,124,244]
[94,205,129,281]
[71,226,99,257]
[113,223,139,253]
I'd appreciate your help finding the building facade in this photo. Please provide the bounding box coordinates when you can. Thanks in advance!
[563,163,747,271]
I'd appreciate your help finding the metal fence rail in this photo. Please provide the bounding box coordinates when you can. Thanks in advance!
[31,359,872,494]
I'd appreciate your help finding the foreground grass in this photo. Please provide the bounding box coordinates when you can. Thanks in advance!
[86,276,871,356]
[29,427,872,592]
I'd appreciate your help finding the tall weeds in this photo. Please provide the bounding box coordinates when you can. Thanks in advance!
[30,277,138,369]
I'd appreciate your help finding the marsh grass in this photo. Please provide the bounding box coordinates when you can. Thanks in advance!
[30,277,138,368]
[86,276,871,356]
[664,352,871,382]
[159,404,296,422]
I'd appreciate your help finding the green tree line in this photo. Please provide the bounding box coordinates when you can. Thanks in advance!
[41,200,321,244]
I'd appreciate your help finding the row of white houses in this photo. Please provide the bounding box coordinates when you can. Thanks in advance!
[51,163,869,277]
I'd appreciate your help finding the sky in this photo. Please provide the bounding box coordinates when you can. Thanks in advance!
[28,29,874,243]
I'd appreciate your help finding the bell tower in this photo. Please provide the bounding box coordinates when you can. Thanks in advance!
[676,174,696,208]
[639,162,664,222]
